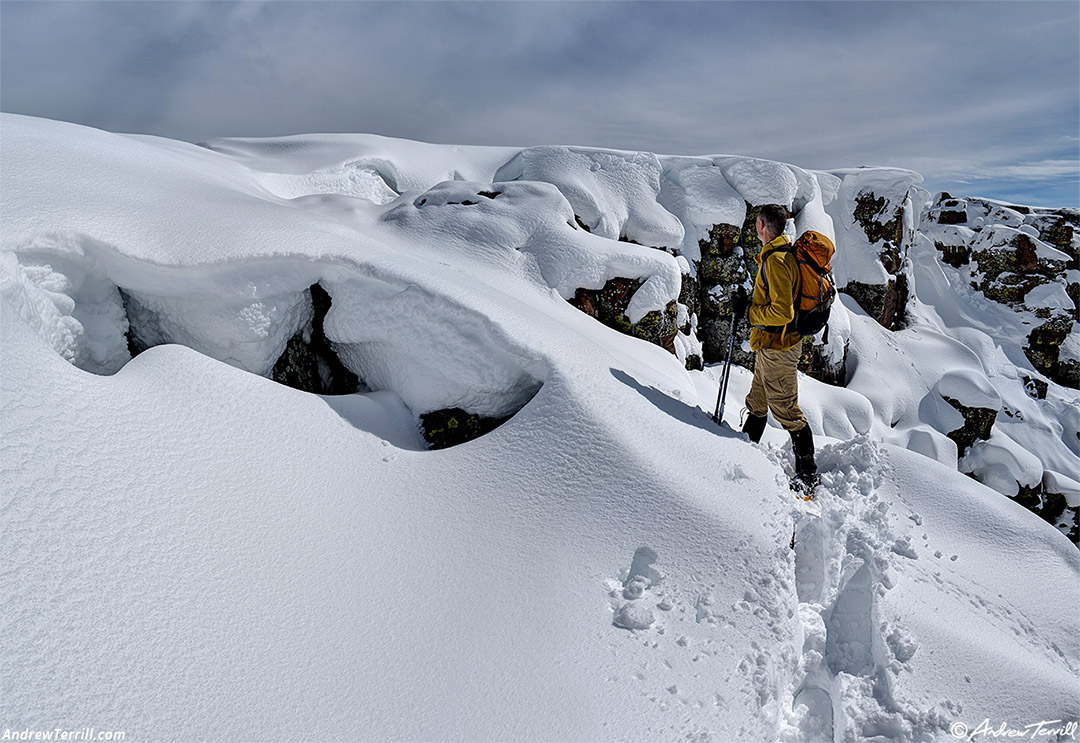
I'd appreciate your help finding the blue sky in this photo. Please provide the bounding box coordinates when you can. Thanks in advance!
[2,1,1077,207]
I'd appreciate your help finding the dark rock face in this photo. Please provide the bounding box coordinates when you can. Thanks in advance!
[695,208,767,368]
[935,242,971,269]
[698,224,743,283]
[1022,375,1049,400]
[739,205,764,281]
[841,189,913,332]
[841,276,908,331]
[1040,216,1079,269]
[1025,315,1079,389]
[678,268,700,320]
[942,396,997,456]
[936,210,968,226]
[569,276,681,359]
[271,283,360,396]
[631,300,679,354]
[854,191,903,247]
[971,233,1064,308]
[118,288,150,358]
[420,407,510,450]
[798,336,848,387]
[1010,483,1078,546]
[570,277,642,334]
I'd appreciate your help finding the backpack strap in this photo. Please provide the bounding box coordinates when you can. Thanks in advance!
[757,244,800,338]
[758,243,796,301]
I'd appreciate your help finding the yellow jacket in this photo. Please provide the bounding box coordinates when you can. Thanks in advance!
[749,235,802,351]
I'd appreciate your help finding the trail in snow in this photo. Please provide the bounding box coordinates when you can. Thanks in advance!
[779,438,950,743]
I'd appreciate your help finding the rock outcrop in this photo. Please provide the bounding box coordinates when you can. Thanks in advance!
[924,193,1078,390]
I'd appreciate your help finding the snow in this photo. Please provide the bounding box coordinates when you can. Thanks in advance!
[0,245,130,375]
[494,146,685,249]
[718,156,799,208]
[934,369,1001,410]
[658,158,747,260]
[960,428,1045,496]
[2,114,1078,742]
[826,168,924,289]
[1024,280,1076,311]
[1044,471,1080,508]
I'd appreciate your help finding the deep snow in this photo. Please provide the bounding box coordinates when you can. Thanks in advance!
[2,114,1077,742]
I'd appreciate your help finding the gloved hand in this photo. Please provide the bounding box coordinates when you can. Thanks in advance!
[731,286,749,318]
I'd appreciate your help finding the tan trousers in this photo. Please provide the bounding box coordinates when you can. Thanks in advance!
[745,345,808,432]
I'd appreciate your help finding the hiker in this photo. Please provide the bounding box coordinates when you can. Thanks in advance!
[734,204,818,491]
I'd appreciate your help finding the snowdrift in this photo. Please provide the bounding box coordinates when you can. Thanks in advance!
[2,114,1077,742]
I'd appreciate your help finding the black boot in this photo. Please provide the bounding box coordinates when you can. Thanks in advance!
[742,412,767,444]
[790,425,819,496]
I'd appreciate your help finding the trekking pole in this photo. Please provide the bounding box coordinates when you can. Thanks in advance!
[713,302,741,425]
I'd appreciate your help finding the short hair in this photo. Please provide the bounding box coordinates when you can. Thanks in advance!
[757,204,791,239]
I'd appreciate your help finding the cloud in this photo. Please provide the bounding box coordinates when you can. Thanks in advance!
[1,0,1077,206]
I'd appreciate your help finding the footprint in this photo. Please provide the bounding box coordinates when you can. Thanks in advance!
[626,546,663,586]
[793,686,834,741]
[793,515,827,604]
[613,547,661,631]
[825,563,875,676]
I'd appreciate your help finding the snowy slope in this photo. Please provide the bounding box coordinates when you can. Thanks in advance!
[2,114,1078,742]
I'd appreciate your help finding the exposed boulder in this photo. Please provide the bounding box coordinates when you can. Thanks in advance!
[271,283,361,396]
[631,300,679,354]
[931,370,1001,458]
[798,336,848,387]
[1011,483,1076,545]
[570,277,642,334]
[569,277,680,358]
[854,190,904,249]
[1025,314,1079,389]
[420,407,511,450]
[842,276,909,331]
[970,231,1063,308]
[942,396,997,456]
[696,219,753,367]
[1038,215,1079,268]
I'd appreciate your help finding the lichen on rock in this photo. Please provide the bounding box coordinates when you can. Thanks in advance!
[631,300,679,354]
[420,407,511,450]
[1024,314,1079,389]
[694,216,756,365]
[854,190,903,247]
[569,277,681,357]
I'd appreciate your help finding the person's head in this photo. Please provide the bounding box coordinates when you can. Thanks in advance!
[756,204,790,244]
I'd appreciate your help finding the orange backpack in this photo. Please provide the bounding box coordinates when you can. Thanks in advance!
[764,231,836,341]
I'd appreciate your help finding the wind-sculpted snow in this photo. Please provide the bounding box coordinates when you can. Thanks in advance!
[1,243,130,375]
[2,114,1079,741]
[495,146,686,250]
[3,232,548,418]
